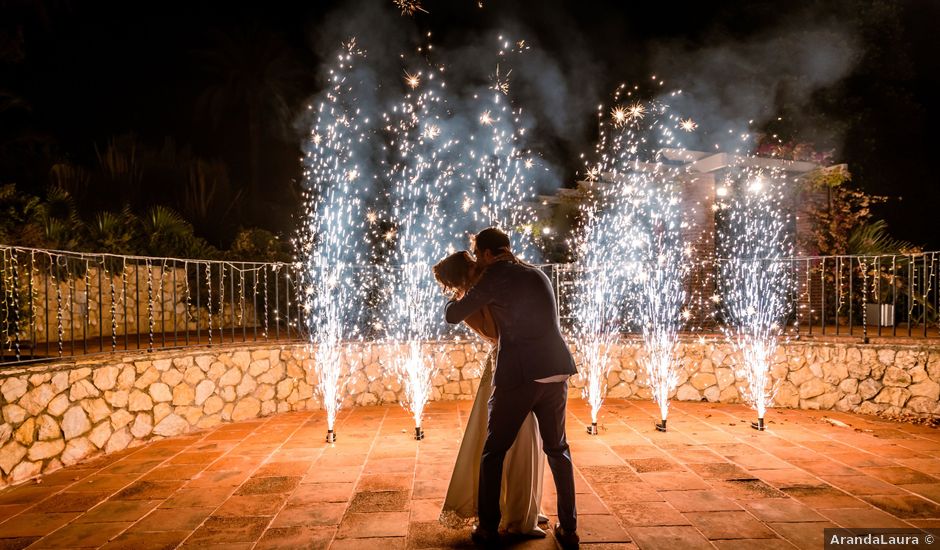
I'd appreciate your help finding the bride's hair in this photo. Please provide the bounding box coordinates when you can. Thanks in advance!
[432,251,476,292]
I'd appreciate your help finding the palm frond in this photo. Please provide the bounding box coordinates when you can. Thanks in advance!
[847,219,919,255]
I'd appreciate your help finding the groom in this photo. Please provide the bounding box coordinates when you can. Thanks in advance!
[445,227,579,549]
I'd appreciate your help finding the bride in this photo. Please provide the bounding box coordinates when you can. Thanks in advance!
[433,251,547,537]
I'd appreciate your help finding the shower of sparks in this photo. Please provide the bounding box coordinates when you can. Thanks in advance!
[423,124,440,140]
[300,35,541,436]
[570,206,633,424]
[489,65,512,95]
[680,118,697,132]
[574,89,694,425]
[394,0,428,16]
[626,102,646,121]
[611,106,628,127]
[298,45,376,434]
[342,37,363,55]
[716,165,795,421]
[404,70,421,89]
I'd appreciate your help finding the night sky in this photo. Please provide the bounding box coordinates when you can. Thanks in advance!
[2,0,938,248]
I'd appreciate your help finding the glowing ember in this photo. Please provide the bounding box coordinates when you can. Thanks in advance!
[404,70,421,89]
[394,0,428,16]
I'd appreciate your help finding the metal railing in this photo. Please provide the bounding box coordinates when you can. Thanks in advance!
[547,253,940,341]
[3,245,938,366]
[1,246,303,365]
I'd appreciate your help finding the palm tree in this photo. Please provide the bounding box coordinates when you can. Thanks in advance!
[195,25,303,207]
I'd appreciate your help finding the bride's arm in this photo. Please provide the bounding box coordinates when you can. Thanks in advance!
[463,309,498,343]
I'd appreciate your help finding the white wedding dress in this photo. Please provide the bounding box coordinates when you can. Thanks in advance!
[439,348,546,535]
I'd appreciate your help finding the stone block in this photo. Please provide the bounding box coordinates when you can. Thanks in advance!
[689,372,716,391]
[883,367,912,387]
[195,379,215,406]
[254,384,275,401]
[161,368,183,387]
[1,377,28,402]
[789,366,815,387]
[704,386,720,402]
[148,383,173,403]
[676,384,701,402]
[36,415,60,441]
[61,406,92,440]
[873,387,911,408]
[110,409,134,430]
[153,414,189,437]
[89,422,112,449]
[822,363,849,385]
[21,383,56,416]
[153,403,172,424]
[27,439,65,466]
[208,362,227,381]
[838,379,859,395]
[104,390,129,409]
[61,437,95,466]
[233,351,251,369]
[117,365,136,390]
[81,398,112,424]
[172,384,195,406]
[14,418,34,445]
[231,398,261,421]
[134,366,160,389]
[798,379,829,399]
[261,400,276,416]
[858,378,883,400]
[2,404,26,426]
[105,427,132,453]
[69,367,92,383]
[249,359,270,377]
[153,359,172,372]
[92,366,119,391]
[907,396,940,415]
[127,390,153,412]
[220,367,242,387]
[11,461,41,483]
[51,372,69,393]
[221,386,236,402]
[0,441,27,474]
[203,395,224,415]
[909,380,940,400]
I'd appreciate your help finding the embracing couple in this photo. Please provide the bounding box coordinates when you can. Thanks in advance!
[432,227,579,549]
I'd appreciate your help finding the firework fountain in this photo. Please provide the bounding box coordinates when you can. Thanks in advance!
[633,170,692,433]
[382,65,458,440]
[299,41,377,444]
[574,86,694,433]
[382,40,538,439]
[716,166,794,431]
[570,205,633,435]
[300,33,540,441]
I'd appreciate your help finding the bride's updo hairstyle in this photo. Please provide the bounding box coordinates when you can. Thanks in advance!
[433,251,475,293]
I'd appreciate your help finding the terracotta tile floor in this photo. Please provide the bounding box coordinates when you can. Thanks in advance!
[1,399,939,549]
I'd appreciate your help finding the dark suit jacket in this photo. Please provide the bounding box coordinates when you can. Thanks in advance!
[445,260,576,388]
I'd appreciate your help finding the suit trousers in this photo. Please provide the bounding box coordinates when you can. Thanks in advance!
[478,379,577,532]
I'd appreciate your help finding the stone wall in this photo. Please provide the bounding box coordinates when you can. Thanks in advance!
[1,337,938,488]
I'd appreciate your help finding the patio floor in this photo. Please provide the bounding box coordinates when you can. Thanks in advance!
[1,399,939,549]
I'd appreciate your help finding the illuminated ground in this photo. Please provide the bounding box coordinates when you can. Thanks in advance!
[0,399,939,549]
